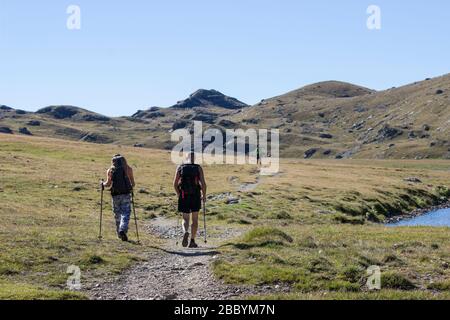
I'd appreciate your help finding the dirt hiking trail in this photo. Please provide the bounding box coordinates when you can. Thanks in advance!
[88,171,287,300]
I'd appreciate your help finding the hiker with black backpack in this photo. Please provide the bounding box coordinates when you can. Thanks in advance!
[101,154,135,242]
[173,152,207,248]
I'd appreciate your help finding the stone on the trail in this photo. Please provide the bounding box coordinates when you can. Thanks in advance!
[163,293,178,300]
[225,196,240,205]
[192,262,205,267]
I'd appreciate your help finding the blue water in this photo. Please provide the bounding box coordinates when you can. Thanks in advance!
[388,208,450,227]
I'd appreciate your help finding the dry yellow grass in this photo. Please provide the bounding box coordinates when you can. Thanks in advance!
[1,134,449,299]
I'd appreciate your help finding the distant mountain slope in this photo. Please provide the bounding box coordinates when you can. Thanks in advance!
[0,89,247,150]
[36,105,111,122]
[1,75,449,159]
[264,81,375,102]
[230,74,450,159]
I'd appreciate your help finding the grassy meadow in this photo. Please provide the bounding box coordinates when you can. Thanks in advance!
[0,134,449,299]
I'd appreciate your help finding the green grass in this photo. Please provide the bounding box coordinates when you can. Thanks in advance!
[428,281,450,291]
[214,224,450,299]
[251,290,450,300]
[1,134,449,300]
[0,281,87,300]
[0,135,256,299]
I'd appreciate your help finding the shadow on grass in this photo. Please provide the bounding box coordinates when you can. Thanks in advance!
[149,246,220,258]
[231,240,286,250]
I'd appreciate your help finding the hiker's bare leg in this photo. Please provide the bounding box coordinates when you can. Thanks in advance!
[191,211,199,240]
[182,213,190,234]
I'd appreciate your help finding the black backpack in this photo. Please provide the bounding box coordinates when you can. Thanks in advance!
[178,164,201,196]
[111,158,132,196]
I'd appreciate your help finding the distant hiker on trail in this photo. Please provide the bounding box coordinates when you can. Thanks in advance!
[173,152,207,248]
[101,154,135,242]
[256,145,261,166]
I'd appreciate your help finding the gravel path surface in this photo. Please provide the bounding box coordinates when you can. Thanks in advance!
[88,171,289,300]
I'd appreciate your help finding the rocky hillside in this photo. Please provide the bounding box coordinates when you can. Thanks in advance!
[228,74,450,159]
[0,90,248,150]
[1,74,449,159]
[266,81,375,101]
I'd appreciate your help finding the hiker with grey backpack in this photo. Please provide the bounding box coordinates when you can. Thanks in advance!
[173,152,207,248]
[100,154,136,242]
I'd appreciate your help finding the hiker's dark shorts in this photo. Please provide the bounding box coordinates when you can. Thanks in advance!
[178,193,201,214]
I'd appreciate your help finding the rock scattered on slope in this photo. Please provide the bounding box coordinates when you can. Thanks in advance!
[27,121,41,126]
[218,119,238,129]
[190,112,218,124]
[132,108,165,119]
[81,114,110,122]
[304,148,318,159]
[19,127,32,135]
[79,133,112,144]
[0,105,13,111]
[0,126,13,134]
[172,120,189,131]
[319,133,333,139]
[374,125,403,143]
[404,177,422,183]
[37,106,80,119]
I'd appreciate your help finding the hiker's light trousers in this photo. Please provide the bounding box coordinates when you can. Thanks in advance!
[112,194,131,234]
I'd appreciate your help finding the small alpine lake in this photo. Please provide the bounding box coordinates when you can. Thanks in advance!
[388,207,450,227]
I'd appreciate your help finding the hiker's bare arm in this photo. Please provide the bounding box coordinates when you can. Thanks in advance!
[173,169,181,197]
[127,166,136,188]
[103,169,112,188]
[199,167,207,200]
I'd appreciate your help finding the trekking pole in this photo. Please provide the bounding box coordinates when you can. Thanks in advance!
[99,180,104,240]
[176,213,182,247]
[203,198,207,244]
[131,191,141,244]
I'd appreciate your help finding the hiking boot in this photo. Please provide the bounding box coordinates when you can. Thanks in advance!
[189,239,198,248]
[119,231,128,242]
[182,232,190,248]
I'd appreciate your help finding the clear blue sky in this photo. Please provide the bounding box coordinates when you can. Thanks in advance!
[1,0,449,116]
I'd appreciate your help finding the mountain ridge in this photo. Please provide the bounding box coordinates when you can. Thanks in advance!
[1,74,449,159]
